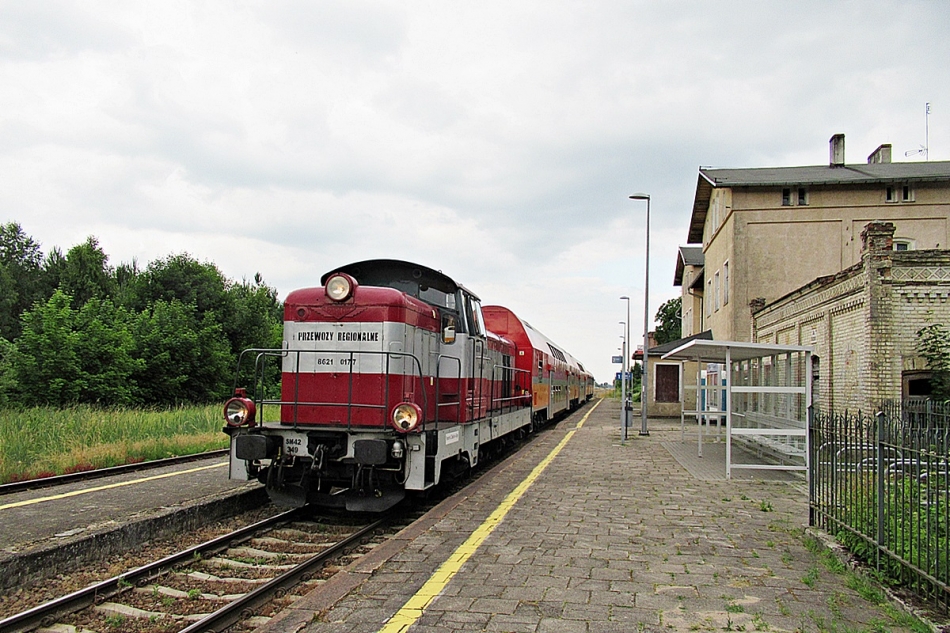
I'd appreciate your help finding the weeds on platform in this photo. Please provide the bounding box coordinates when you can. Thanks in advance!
[0,404,228,483]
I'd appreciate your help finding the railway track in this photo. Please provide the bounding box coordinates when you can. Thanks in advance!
[0,509,389,633]
[0,407,580,633]
[0,450,230,496]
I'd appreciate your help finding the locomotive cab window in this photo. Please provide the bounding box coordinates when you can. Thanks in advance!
[472,299,486,337]
[459,292,485,338]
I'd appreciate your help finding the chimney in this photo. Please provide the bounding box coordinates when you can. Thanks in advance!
[867,144,892,164]
[829,133,845,166]
[860,221,896,255]
[749,297,767,313]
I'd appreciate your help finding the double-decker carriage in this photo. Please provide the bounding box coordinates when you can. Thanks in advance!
[223,260,539,512]
[482,306,595,424]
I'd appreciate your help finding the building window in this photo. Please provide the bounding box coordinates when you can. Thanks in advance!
[886,184,915,203]
[723,261,729,305]
[798,188,808,205]
[714,271,720,311]
[903,371,933,398]
[706,280,712,317]
[893,239,914,251]
[781,188,791,206]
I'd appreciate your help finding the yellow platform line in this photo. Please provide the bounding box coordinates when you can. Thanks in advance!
[378,399,603,633]
[0,462,228,511]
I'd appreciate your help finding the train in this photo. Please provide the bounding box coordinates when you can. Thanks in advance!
[223,259,594,512]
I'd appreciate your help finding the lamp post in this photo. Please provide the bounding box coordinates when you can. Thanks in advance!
[630,193,651,436]
[620,296,631,439]
[618,320,627,441]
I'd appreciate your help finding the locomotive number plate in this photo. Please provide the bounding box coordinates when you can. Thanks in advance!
[284,436,305,456]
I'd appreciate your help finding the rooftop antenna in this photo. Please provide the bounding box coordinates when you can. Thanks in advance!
[905,102,930,160]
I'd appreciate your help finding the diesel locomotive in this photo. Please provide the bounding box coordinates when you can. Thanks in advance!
[223,259,593,512]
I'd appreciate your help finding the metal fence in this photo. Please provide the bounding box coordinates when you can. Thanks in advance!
[810,400,950,613]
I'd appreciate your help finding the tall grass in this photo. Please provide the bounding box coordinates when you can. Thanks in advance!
[0,405,229,483]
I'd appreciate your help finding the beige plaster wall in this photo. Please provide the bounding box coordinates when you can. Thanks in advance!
[700,181,950,346]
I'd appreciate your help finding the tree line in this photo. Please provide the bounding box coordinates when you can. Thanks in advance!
[0,222,283,408]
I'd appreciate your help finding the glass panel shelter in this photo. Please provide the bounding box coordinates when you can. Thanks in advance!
[661,340,813,480]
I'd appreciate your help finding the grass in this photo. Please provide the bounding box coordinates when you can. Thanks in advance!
[0,404,228,483]
[803,534,932,633]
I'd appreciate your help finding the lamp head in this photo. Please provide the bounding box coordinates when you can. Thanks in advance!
[629,193,650,200]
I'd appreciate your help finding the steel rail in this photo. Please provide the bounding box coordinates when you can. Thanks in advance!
[179,517,387,633]
[0,449,230,496]
[0,508,301,633]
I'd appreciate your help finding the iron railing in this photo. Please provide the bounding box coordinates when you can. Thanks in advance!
[810,400,950,613]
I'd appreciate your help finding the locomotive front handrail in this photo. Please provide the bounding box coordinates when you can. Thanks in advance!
[232,347,430,430]
[435,354,463,424]
[233,346,528,430]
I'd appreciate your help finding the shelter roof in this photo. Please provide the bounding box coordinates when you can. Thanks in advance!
[660,339,812,363]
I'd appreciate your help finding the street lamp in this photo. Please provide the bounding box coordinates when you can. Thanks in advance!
[620,296,631,440]
[618,320,627,441]
[630,193,650,436]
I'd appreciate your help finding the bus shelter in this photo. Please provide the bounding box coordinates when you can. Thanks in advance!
[661,340,813,479]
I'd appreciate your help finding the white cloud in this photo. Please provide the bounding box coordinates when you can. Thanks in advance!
[3,0,949,382]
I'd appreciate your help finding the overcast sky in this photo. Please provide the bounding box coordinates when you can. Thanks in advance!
[2,1,948,382]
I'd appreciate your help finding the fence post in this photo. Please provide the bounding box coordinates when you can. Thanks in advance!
[808,404,815,527]
[876,410,885,574]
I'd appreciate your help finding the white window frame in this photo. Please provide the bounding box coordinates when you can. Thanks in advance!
[723,261,729,305]
[797,187,808,206]
[714,271,721,312]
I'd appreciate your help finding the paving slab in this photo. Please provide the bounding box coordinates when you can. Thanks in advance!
[256,398,935,633]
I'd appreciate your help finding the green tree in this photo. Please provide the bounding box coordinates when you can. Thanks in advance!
[41,246,67,299]
[916,323,950,400]
[59,237,115,307]
[130,300,232,404]
[224,274,283,353]
[124,254,230,316]
[653,297,682,345]
[0,222,45,339]
[13,290,141,406]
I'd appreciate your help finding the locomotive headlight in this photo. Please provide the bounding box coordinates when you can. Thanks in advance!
[390,402,423,433]
[325,273,356,302]
[224,395,257,427]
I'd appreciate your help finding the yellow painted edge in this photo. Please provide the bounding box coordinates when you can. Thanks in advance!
[0,462,228,511]
[377,398,603,633]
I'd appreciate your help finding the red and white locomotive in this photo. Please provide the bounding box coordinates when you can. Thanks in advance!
[223,259,593,511]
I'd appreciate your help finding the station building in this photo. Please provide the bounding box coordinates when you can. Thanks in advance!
[671,135,950,412]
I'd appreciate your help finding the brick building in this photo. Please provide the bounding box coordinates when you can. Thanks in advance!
[752,222,950,411]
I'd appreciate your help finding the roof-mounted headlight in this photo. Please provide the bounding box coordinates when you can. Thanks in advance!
[325,273,356,302]
[390,402,423,433]
[224,389,257,427]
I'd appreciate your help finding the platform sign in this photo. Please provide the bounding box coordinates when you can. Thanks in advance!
[611,355,623,364]
[615,372,634,381]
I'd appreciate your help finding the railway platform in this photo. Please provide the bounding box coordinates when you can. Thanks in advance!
[0,453,262,590]
[258,397,928,633]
